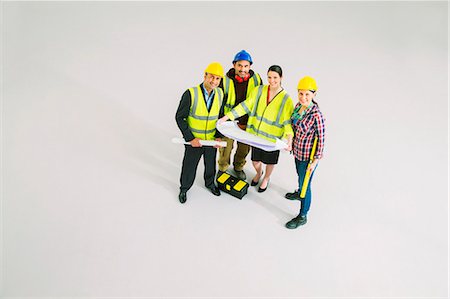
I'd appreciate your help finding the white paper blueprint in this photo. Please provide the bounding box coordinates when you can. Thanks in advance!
[171,137,227,147]
[216,121,288,151]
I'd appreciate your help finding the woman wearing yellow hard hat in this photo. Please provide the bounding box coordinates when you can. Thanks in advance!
[285,76,326,229]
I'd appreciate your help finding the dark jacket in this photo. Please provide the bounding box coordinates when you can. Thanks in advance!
[218,69,258,125]
[175,83,221,142]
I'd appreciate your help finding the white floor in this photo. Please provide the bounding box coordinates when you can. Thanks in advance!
[2,2,448,298]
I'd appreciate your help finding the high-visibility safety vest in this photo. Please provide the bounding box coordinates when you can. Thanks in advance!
[222,73,262,115]
[226,85,294,143]
[187,85,224,140]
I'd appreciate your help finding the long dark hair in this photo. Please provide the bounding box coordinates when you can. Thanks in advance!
[268,65,282,77]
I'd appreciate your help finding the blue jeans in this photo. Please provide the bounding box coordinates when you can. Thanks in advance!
[295,159,317,216]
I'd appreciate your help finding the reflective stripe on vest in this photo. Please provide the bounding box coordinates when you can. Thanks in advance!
[187,86,223,140]
[247,124,282,141]
[247,86,291,142]
[224,77,233,111]
[252,73,260,87]
[223,73,261,114]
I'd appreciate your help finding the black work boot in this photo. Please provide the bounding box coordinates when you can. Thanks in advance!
[208,185,221,196]
[178,191,187,204]
[234,169,246,180]
[285,215,307,229]
[285,190,300,200]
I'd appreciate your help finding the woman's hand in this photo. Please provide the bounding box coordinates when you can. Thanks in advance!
[284,143,292,152]
[217,116,229,125]
[284,135,293,151]
[308,159,319,172]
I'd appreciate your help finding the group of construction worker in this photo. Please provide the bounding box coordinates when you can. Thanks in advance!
[175,50,325,229]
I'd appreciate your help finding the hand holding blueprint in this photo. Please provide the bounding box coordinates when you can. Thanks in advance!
[216,121,288,151]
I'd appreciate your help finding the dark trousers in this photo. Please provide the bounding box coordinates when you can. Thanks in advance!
[180,145,217,192]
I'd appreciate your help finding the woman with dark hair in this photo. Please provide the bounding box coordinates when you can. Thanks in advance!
[218,65,294,192]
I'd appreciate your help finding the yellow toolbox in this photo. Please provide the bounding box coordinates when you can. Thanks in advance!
[216,172,249,199]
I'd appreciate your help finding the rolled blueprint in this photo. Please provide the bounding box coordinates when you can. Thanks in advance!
[216,121,288,151]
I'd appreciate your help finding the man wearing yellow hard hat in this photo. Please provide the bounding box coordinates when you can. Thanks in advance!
[175,62,225,203]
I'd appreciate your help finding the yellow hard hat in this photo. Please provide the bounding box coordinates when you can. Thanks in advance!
[204,62,224,78]
[297,76,318,91]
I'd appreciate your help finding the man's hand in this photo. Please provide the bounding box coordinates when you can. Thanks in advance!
[214,138,223,148]
[190,138,202,147]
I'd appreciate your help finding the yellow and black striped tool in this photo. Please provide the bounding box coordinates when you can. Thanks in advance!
[300,136,318,198]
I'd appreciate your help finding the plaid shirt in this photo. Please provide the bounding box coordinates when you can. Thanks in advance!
[291,102,325,161]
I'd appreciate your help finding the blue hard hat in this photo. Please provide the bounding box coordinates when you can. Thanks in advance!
[232,50,253,65]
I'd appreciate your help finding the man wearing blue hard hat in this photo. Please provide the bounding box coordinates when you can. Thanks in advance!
[217,50,263,180]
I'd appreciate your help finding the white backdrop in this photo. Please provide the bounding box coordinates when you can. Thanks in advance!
[2,1,448,298]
